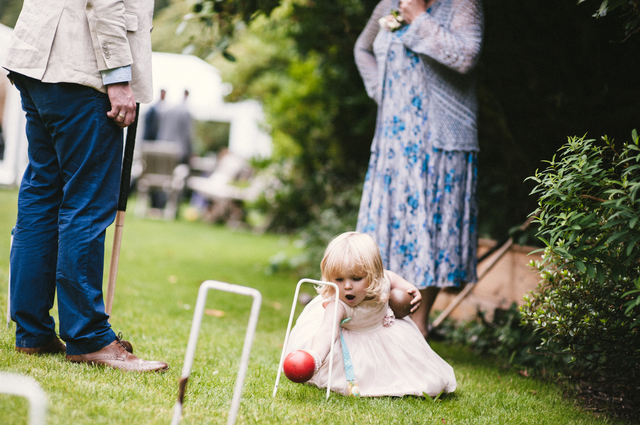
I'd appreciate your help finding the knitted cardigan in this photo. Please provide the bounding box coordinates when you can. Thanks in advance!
[354,0,484,152]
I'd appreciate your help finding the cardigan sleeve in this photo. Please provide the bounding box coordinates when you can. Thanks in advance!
[354,0,393,103]
[401,0,483,74]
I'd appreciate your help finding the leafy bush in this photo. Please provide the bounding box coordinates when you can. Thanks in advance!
[436,303,567,377]
[521,131,640,410]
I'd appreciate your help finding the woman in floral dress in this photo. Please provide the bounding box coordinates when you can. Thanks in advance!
[354,0,484,337]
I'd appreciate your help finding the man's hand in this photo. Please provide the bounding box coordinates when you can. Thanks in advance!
[106,82,136,128]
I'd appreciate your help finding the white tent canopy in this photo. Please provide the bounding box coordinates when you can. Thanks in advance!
[148,51,227,118]
[144,52,272,159]
[0,37,271,187]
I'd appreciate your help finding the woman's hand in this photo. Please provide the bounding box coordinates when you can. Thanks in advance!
[399,0,430,24]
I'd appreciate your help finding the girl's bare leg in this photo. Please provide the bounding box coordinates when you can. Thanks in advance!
[412,287,441,338]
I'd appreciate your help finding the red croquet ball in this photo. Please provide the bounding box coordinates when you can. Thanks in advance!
[389,288,413,319]
[283,350,315,383]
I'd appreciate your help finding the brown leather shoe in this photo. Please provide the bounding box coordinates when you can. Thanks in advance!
[116,332,134,354]
[16,336,66,355]
[66,340,169,372]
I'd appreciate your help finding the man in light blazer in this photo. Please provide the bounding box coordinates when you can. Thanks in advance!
[4,0,168,372]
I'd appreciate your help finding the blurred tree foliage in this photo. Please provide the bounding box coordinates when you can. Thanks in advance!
[581,0,640,39]
[477,0,640,239]
[0,0,22,28]
[154,0,374,232]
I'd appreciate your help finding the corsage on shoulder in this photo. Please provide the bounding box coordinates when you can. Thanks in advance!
[379,10,405,32]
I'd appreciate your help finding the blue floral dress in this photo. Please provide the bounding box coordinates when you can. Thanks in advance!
[356,25,478,288]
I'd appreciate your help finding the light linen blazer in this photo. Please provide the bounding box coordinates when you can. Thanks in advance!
[4,0,154,103]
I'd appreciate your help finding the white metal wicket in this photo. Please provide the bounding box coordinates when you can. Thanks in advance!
[272,278,339,401]
[171,280,262,425]
[0,372,48,425]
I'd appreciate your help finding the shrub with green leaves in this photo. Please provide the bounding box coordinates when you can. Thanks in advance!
[521,131,640,406]
[436,303,568,377]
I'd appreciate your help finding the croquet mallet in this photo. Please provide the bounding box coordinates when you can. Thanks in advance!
[105,104,140,321]
[6,227,14,328]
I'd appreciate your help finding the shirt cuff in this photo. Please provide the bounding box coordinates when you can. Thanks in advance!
[101,65,132,85]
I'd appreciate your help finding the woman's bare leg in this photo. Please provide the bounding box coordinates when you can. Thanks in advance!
[412,287,441,338]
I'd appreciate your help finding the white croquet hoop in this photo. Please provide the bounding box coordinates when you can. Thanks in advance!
[0,372,47,425]
[171,280,262,425]
[273,278,339,401]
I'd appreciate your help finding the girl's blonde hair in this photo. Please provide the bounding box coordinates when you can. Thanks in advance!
[318,232,389,303]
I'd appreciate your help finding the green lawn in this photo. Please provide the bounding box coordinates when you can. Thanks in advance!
[0,188,625,424]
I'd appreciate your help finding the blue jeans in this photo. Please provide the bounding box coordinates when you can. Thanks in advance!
[10,73,120,355]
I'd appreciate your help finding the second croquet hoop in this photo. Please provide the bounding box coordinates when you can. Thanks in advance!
[0,372,48,425]
[105,104,140,320]
[171,281,262,425]
[273,278,340,401]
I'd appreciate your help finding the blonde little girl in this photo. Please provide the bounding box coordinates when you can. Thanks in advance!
[285,231,457,397]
